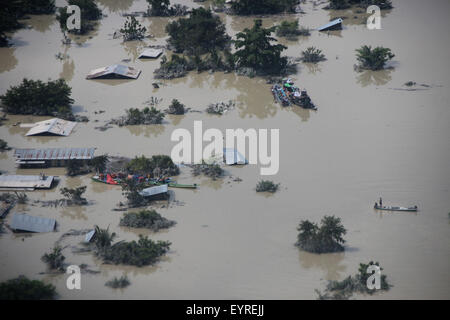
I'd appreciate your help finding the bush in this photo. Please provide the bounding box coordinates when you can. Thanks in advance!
[154,54,192,79]
[101,235,171,267]
[121,178,148,208]
[126,155,179,176]
[0,276,56,300]
[41,246,65,271]
[56,0,102,35]
[301,47,326,63]
[355,45,394,70]
[234,19,287,75]
[0,139,10,151]
[120,16,147,41]
[0,79,74,118]
[256,180,279,193]
[105,275,130,289]
[93,225,116,254]
[296,215,346,253]
[276,20,309,38]
[166,8,230,55]
[120,210,176,231]
[124,107,165,125]
[167,99,186,115]
[89,155,109,173]
[192,162,223,179]
[147,0,188,16]
[316,261,391,299]
[231,0,298,15]
[60,186,87,205]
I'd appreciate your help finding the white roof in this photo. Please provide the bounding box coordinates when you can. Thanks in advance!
[22,118,77,136]
[0,175,54,190]
[139,184,168,197]
[223,148,247,165]
[86,64,141,79]
[138,48,163,59]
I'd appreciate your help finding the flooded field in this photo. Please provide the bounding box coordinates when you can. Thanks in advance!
[0,0,449,299]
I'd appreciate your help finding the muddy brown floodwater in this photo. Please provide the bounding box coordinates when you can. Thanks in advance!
[0,0,449,299]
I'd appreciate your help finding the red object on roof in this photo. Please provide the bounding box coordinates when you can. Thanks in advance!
[106,174,118,185]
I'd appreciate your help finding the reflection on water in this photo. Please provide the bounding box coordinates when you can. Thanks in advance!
[0,47,18,73]
[298,250,347,280]
[121,40,147,62]
[125,124,165,137]
[167,114,185,126]
[304,62,322,74]
[60,58,75,81]
[25,14,56,33]
[289,105,313,122]
[146,17,171,39]
[356,68,393,87]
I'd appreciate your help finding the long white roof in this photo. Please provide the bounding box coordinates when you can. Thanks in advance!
[22,118,77,136]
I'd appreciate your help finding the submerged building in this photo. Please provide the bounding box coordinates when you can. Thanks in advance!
[0,174,55,191]
[20,118,77,137]
[86,64,141,79]
[14,147,96,167]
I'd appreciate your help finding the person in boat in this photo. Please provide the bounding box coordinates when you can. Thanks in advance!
[374,202,378,209]
[379,197,383,207]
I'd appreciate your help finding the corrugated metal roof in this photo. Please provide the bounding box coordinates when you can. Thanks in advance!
[84,229,96,243]
[86,64,141,79]
[10,213,56,233]
[223,148,247,165]
[139,184,168,197]
[139,48,163,59]
[23,118,77,136]
[0,175,54,189]
[14,148,96,161]
[317,18,343,31]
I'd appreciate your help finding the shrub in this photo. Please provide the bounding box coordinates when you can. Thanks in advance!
[120,210,176,231]
[234,19,287,75]
[121,178,148,208]
[276,20,309,38]
[105,275,130,289]
[301,47,326,63]
[126,155,179,176]
[165,8,230,55]
[231,0,298,15]
[120,16,147,41]
[296,215,346,253]
[0,276,56,300]
[0,139,10,151]
[60,186,87,205]
[89,155,109,173]
[154,54,192,79]
[192,162,223,179]
[124,107,165,125]
[355,45,394,70]
[146,0,188,16]
[93,225,117,254]
[167,99,186,115]
[256,180,279,193]
[41,246,65,271]
[101,235,171,267]
[0,79,74,118]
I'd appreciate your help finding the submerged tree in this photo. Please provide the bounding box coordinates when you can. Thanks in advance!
[93,225,117,255]
[276,20,309,38]
[301,47,326,63]
[0,79,74,118]
[230,0,298,15]
[355,45,394,70]
[89,155,109,173]
[60,186,87,205]
[234,19,287,74]
[120,16,147,41]
[256,180,279,193]
[105,275,130,289]
[120,210,176,231]
[296,215,346,253]
[165,8,230,55]
[41,246,66,271]
[167,99,186,115]
[0,276,56,300]
[57,0,102,35]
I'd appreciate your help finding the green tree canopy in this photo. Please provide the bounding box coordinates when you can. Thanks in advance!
[165,7,230,55]
[356,45,395,70]
[234,19,287,74]
[231,0,298,15]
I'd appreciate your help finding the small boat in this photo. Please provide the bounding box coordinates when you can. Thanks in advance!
[91,174,120,185]
[374,205,418,212]
[148,180,197,189]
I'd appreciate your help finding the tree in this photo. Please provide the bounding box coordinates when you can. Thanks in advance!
[147,0,170,16]
[165,8,230,55]
[89,155,109,173]
[356,45,394,70]
[301,47,326,63]
[231,0,298,15]
[120,210,176,231]
[93,225,116,254]
[126,155,179,176]
[60,186,87,204]
[121,178,147,208]
[256,180,279,192]
[120,16,147,41]
[0,79,74,117]
[276,20,309,38]
[0,276,56,300]
[167,99,186,115]
[41,246,65,271]
[0,139,10,151]
[56,0,101,35]
[234,19,287,74]
[296,215,347,253]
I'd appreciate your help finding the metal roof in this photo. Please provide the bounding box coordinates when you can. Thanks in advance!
[223,148,247,165]
[0,175,54,190]
[14,148,96,161]
[139,184,168,197]
[10,213,56,233]
[84,229,96,243]
[317,18,343,31]
[22,118,77,136]
[138,48,163,59]
[86,64,141,79]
